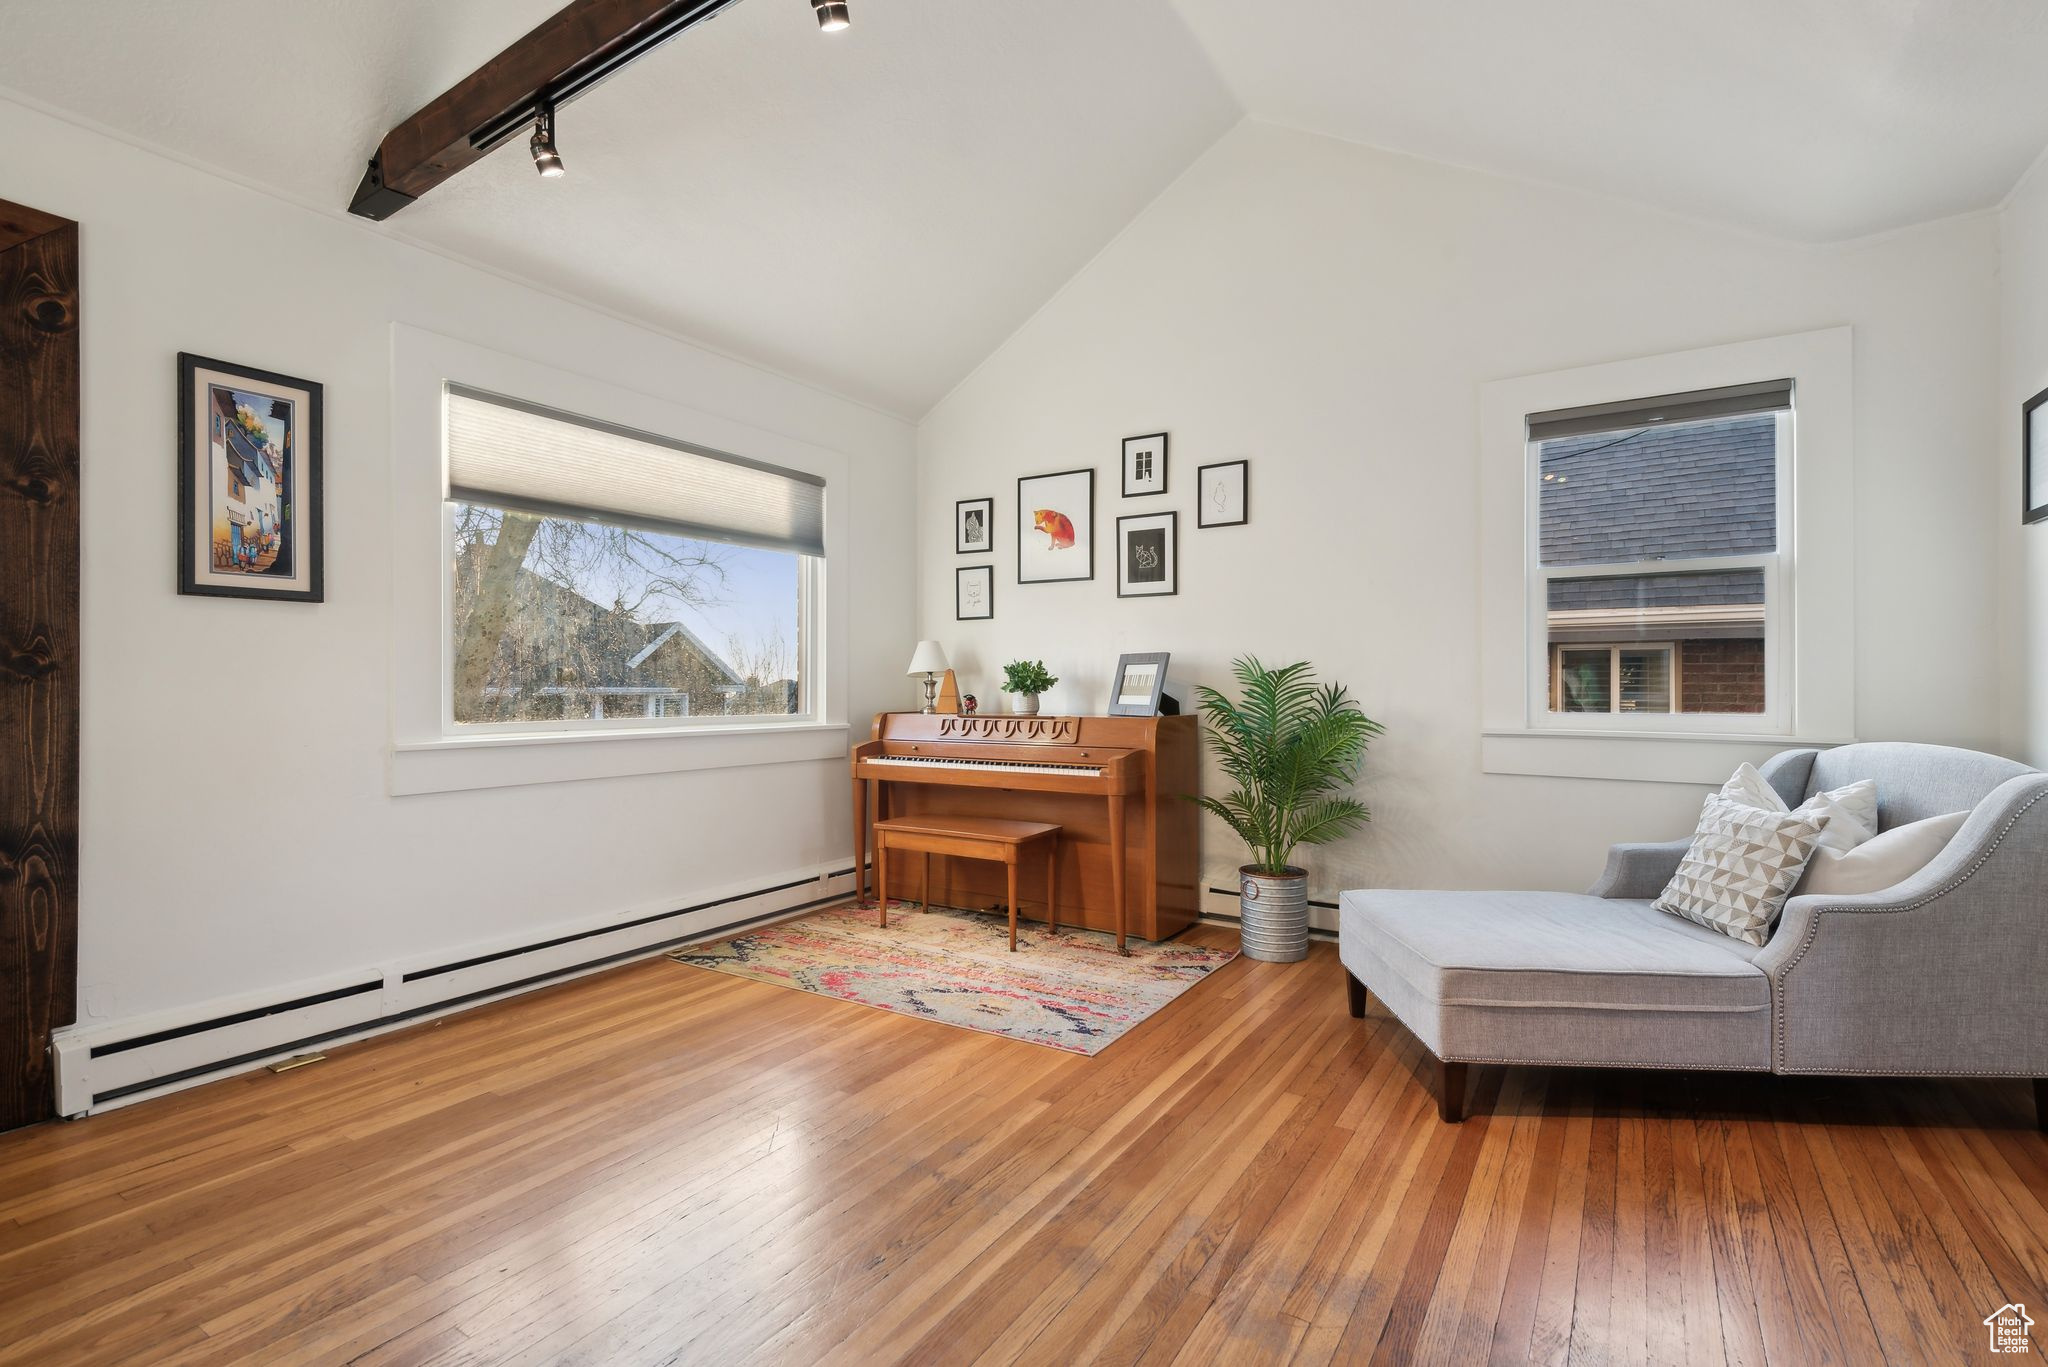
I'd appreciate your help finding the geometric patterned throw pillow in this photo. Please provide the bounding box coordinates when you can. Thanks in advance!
[1719,763,1877,853]
[1654,792,1832,946]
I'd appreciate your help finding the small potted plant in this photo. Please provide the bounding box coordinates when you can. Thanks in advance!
[1001,659,1058,715]
[1194,657,1384,962]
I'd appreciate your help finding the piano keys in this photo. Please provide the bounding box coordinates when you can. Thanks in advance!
[851,712,1200,945]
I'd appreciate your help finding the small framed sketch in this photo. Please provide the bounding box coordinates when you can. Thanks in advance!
[956,496,994,553]
[2027,385,2048,526]
[1108,652,1170,716]
[178,352,324,602]
[956,564,993,620]
[1116,511,1177,598]
[1017,467,1094,583]
[1197,459,1248,528]
[1121,431,1168,497]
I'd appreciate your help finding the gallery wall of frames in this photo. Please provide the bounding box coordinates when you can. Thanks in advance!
[951,431,1249,621]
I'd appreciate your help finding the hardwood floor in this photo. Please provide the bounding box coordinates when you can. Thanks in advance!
[0,926,2040,1365]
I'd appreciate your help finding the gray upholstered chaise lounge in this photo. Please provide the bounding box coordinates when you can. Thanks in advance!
[1339,743,2048,1126]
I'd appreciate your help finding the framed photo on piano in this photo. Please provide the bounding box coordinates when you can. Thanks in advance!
[1108,652,1170,716]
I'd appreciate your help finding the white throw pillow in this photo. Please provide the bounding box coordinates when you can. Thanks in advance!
[1655,792,1832,946]
[1794,810,1969,897]
[1721,763,1877,853]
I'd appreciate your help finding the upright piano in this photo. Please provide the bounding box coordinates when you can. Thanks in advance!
[851,712,1200,946]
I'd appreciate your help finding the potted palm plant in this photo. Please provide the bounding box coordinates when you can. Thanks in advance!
[1001,659,1057,715]
[1193,657,1384,962]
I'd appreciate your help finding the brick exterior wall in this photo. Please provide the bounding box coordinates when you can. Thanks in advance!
[1680,638,1764,713]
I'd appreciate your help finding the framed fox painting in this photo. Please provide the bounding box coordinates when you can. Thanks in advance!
[1016,467,1093,584]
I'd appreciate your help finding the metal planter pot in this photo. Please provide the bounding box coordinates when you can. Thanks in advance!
[1238,865,1309,963]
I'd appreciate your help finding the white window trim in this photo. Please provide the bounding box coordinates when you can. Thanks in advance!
[1480,328,1855,784]
[390,325,849,795]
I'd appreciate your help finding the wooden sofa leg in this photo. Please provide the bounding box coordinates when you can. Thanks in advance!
[1345,969,1367,1019]
[1437,1058,1468,1124]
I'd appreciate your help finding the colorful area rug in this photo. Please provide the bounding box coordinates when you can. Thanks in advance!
[668,902,1238,1055]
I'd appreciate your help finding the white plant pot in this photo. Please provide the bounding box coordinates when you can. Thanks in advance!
[1239,865,1309,963]
[1009,692,1040,715]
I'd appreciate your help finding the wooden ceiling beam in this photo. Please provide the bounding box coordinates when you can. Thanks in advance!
[348,0,745,220]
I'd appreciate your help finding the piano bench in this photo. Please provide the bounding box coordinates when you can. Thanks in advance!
[872,816,1061,952]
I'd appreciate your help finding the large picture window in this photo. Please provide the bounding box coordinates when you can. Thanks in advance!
[443,386,822,730]
[1528,382,1790,731]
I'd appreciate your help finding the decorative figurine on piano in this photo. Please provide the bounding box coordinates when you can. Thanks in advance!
[961,693,978,714]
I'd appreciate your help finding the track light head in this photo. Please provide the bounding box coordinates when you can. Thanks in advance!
[530,105,565,178]
[811,0,850,32]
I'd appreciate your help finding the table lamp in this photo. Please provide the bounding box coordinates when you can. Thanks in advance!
[907,640,949,713]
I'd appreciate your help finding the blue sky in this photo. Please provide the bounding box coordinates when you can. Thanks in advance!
[670,540,798,671]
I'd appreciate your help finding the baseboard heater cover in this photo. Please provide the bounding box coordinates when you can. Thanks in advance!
[52,863,859,1116]
[1200,885,1340,936]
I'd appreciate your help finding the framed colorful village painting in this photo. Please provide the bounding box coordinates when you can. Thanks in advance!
[178,353,323,602]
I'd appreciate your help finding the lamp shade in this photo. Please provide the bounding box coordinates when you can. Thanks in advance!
[906,640,949,675]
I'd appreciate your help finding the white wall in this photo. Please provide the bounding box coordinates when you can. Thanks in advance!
[2000,152,2048,766]
[0,96,916,1028]
[918,120,2004,903]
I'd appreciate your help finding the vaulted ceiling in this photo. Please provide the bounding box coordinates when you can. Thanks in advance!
[2,0,2045,417]
[1169,0,2048,245]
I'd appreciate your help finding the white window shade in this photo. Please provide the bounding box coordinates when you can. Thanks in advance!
[445,384,825,558]
[1527,379,1792,443]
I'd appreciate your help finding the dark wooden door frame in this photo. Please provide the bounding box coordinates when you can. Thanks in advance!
[0,197,79,1131]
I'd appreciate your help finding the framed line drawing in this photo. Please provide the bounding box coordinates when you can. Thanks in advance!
[956,563,994,620]
[1122,431,1168,497]
[1116,510,1177,598]
[2027,384,2048,526]
[956,496,993,553]
[1197,459,1248,528]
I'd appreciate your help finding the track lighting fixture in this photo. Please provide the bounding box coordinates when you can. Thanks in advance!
[811,0,850,32]
[529,105,565,179]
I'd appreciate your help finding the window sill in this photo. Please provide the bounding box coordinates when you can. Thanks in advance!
[1481,728,1852,785]
[389,721,850,796]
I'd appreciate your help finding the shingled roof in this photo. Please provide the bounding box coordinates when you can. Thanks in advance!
[1542,414,1774,615]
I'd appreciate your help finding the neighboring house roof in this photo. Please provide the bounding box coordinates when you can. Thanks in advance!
[457,543,749,695]
[1542,414,1774,619]
[628,621,743,684]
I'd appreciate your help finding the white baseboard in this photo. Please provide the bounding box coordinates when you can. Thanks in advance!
[1200,884,1340,934]
[51,860,859,1117]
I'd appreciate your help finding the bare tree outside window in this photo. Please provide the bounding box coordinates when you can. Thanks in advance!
[450,501,801,725]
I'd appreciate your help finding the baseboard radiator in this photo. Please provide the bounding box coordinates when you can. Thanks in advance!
[52,862,859,1117]
[1200,884,1340,937]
